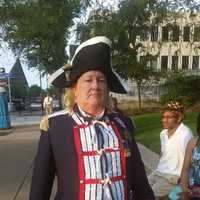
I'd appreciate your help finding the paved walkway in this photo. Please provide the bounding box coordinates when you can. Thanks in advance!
[137,143,159,174]
[0,111,159,199]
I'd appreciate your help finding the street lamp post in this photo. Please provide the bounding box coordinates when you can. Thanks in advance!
[7,75,12,105]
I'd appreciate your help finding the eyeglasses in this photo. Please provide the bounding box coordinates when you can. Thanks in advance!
[162,115,176,119]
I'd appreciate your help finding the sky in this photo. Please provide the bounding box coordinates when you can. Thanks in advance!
[0,45,48,89]
[0,42,76,89]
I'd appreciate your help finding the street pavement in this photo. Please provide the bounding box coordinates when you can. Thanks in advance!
[9,111,43,127]
[0,124,40,200]
[0,111,159,200]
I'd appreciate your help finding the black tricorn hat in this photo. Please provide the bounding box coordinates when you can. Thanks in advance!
[48,36,129,94]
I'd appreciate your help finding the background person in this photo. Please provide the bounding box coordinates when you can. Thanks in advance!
[109,96,124,115]
[109,96,135,135]
[43,92,53,115]
[30,36,154,200]
[148,100,193,199]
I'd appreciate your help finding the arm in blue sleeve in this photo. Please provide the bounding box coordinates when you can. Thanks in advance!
[30,130,56,200]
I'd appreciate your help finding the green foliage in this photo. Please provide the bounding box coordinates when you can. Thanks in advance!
[46,85,60,96]
[11,84,28,99]
[161,75,200,107]
[75,0,166,110]
[75,0,200,110]
[76,7,121,43]
[28,85,43,97]
[0,0,90,75]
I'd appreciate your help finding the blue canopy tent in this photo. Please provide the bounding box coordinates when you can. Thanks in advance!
[0,68,11,129]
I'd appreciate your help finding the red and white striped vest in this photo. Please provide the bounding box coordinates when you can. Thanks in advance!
[72,112,127,200]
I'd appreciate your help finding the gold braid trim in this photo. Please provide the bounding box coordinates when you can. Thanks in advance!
[40,116,49,132]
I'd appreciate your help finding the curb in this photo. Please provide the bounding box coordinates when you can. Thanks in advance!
[0,123,40,136]
[11,123,40,133]
[0,128,13,136]
[11,123,40,128]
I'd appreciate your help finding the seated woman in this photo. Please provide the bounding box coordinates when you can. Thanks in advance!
[180,113,200,200]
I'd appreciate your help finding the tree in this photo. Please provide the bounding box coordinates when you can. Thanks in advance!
[46,86,59,96]
[161,74,200,107]
[75,0,200,109]
[0,0,90,74]
[10,84,28,100]
[0,0,91,109]
[28,85,43,97]
[76,0,166,109]
[114,50,163,110]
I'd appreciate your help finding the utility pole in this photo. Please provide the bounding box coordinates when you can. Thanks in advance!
[37,55,42,92]
[46,73,48,89]
[38,54,44,115]
[39,70,42,90]
[7,75,12,104]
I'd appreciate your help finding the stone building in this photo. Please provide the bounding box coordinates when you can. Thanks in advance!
[137,12,200,73]
[114,12,200,101]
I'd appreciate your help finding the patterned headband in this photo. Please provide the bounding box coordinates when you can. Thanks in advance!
[164,101,184,113]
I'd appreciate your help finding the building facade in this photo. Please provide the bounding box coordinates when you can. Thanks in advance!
[113,12,200,101]
[137,12,200,73]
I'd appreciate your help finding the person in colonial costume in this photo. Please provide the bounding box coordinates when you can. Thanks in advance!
[29,36,154,200]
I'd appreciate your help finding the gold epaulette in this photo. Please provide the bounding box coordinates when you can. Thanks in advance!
[124,148,131,157]
[40,116,49,132]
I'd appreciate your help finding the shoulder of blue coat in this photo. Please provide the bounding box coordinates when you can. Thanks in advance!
[40,109,70,131]
[109,113,126,129]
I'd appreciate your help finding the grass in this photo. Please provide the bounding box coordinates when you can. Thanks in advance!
[133,112,198,154]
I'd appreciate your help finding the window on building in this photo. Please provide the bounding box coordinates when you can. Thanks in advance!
[161,56,168,70]
[140,31,148,41]
[162,26,169,41]
[183,26,190,42]
[193,26,200,42]
[151,26,158,41]
[171,25,180,42]
[150,56,157,69]
[182,56,189,69]
[192,56,199,69]
[171,56,178,70]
